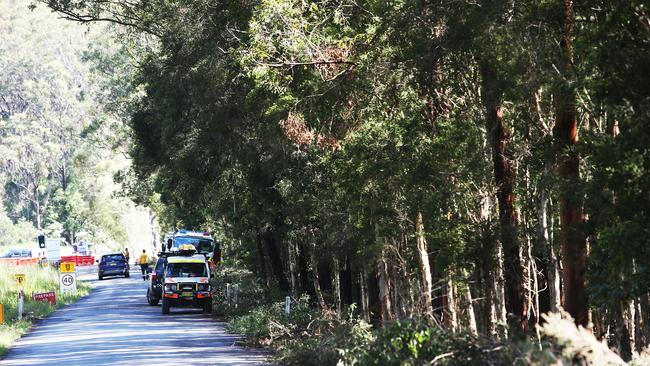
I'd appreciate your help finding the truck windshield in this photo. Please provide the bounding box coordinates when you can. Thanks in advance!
[174,237,214,253]
[166,263,207,278]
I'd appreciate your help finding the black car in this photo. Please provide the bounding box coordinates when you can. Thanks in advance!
[98,253,130,280]
[146,256,167,305]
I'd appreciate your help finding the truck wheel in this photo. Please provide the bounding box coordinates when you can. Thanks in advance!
[162,298,170,314]
[203,301,212,314]
[147,288,159,306]
[125,271,130,278]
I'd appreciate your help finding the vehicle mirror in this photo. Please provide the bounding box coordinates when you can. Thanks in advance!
[167,239,173,250]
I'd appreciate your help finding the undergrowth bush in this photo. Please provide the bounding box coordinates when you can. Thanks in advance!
[227,300,650,366]
[211,262,276,318]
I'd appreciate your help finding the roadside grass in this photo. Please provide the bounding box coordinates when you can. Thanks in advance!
[0,263,91,356]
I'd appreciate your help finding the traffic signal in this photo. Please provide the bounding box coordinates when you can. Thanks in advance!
[38,235,45,249]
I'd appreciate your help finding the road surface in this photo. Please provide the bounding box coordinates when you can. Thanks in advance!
[1,268,271,366]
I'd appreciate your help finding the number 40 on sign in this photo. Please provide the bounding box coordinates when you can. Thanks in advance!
[59,273,77,293]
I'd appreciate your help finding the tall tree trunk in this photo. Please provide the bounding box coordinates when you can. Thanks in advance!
[461,269,478,336]
[481,61,529,332]
[333,255,342,317]
[539,180,561,312]
[616,304,633,360]
[378,245,394,324]
[554,0,588,327]
[261,227,290,293]
[638,293,650,353]
[288,240,298,297]
[298,241,310,294]
[416,212,435,325]
[256,233,269,288]
[360,269,370,322]
[443,272,458,332]
[33,186,42,230]
[625,300,636,357]
[310,243,327,310]
[494,243,508,338]
[148,209,158,253]
[61,164,68,191]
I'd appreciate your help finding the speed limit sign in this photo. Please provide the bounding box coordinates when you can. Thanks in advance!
[60,273,77,293]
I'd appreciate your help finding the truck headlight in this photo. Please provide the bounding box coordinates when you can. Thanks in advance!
[164,283,177,292]
[197,283,210,292]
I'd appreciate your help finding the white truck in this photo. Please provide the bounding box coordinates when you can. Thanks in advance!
[45,238,62,264]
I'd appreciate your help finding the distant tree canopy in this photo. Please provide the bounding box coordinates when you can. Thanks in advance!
[0,0,151,248]
[39,0,650,357]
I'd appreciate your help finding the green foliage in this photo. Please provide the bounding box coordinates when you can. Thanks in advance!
[211,264,270,318]
[0,207,38,247]
[1,1,152,250]
[32,0,650,361]
[343,320,512,366]
[228,299,374,366]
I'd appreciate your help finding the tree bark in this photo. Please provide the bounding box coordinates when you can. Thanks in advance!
[288,240,298,298]
[255,232,269,288]
[360,269,370,322]
[443,272,458,332]
[494,242,508,338]
[333,255,342,317]
[261,227,290,293]
[480,61,529,332]
[148,209,158,253]
[461,269,478,336]
[416,212,435,325]
[539,180,561,313]
[554,0,588,327]
[378,244,394,324]
[310,243,327,310]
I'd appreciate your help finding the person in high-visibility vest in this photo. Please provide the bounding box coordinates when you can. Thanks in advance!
[123,248,130,266]
[139,250,150,281]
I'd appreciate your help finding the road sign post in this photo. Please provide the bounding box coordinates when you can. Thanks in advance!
[60,261,77,293]
[18,291,24,320]
[13,274,26,320]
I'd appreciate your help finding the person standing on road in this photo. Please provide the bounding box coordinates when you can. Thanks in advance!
[123,248,130,266]
[139,249,149,281]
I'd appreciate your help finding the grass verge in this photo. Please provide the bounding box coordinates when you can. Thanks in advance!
[0,263,91,356]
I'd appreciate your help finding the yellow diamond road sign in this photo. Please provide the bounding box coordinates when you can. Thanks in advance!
[14,274,25,287]
[61,262,75,273]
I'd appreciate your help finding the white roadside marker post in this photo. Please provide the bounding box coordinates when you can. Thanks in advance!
[285,296,291,316]
[18,291,24,320]
[233,284,239,308]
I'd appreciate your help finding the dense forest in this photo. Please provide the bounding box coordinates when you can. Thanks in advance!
[6,0,650,363]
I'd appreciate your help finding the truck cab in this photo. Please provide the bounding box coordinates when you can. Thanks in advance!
[163,230,220,264]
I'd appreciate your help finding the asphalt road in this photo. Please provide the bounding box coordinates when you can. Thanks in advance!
[1,267,271,366]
